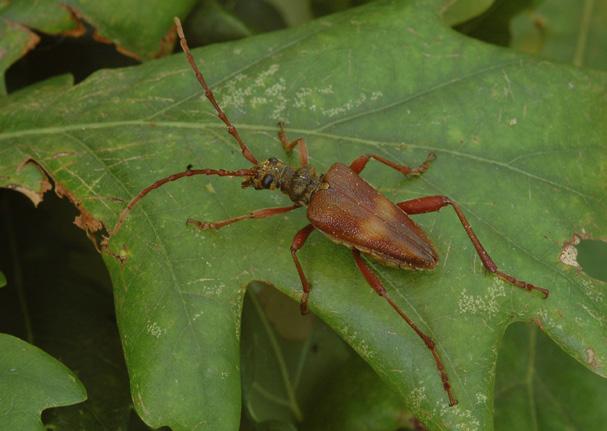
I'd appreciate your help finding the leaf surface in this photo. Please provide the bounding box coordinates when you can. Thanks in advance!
[0,19,39,95]
[495,323,607,430]
[0,334,86,430]
[0,0,196,72]
[0,0,78,34]
[62,0,197,59]
[440,0,495,26]
[0,0,605,429]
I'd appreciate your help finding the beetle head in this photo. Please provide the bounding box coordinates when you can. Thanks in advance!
[242,157,289,190]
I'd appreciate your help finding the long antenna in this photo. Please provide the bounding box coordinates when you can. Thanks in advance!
[174,17,259,165]
[104,167,253,246]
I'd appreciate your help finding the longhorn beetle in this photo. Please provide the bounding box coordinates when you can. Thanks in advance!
[106,18,550,407]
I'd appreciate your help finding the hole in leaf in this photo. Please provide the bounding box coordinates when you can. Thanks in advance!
[5,25,138,94]
[577,240,607,282]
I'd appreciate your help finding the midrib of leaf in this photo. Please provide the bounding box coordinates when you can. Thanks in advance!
[573,0,595,67]
[7,117,602,339]
[249,290,303,421]
[292,329,312,389]
[1,196,33,343]
[0,121,595,200]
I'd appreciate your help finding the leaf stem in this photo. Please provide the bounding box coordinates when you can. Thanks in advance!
[573,0,594,67]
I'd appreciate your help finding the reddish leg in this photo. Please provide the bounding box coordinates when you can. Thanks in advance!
[278,122,309,167]
[350,152,435,176]
[352,249,457,407]
[397,196,549,298]
[290,224,316,314]
[187,204,300,230]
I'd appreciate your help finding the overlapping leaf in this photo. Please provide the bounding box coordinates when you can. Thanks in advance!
[0,334,86,430]
[0,0,605,429]
[510,0,607,69]
[0,0,197,76]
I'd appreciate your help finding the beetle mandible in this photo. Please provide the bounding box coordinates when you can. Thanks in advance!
[106,18,550,407]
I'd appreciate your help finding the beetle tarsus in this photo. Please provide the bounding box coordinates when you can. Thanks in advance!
[300,296,309,315]
[349,152,436,177]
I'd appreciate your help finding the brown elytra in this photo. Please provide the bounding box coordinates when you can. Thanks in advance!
[308,163,438,270]
[106,18,551,408]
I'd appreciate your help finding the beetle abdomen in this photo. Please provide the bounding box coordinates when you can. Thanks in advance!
[307,163,438,269]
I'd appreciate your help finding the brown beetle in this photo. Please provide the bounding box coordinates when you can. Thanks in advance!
[106,18,550,407]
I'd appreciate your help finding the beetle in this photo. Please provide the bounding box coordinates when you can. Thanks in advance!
[106,18,550,407]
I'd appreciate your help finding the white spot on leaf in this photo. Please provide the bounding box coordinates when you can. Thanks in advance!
[146,321,164,338]
[457,280,506,317]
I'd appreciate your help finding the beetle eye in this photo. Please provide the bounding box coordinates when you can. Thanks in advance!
[261,174,274,188]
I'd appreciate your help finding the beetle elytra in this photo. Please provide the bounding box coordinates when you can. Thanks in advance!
[106,18,550,407]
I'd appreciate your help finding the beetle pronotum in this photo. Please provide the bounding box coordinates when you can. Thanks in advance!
[106,18,550,407]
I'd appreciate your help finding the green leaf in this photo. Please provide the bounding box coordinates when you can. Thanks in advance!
[0,271,5,288]
[495,322,607,430]
[1,0,197,62]
[0,333,86,430]
[452,0,536,47]
[61,0,198,59]
[440,0,495,26]
[183,0,253,47]
[0,0,605,429]
[1,0,79,34]
[301,354,415,431]
[267,0,314,27]
[510,0,607,69]
[0,1,76,89]
[0,18,39,95]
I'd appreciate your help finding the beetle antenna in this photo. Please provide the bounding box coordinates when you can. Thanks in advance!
[174,17,259,165]
[104,167,253,245]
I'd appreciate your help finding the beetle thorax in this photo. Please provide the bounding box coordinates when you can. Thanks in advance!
[241,158,322,205]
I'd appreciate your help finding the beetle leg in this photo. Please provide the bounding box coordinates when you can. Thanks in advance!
[350,152,435,176]
[352,249,457,407]
[397,196,549,298]
[187,204,300,230]
[290,224,316,314]
[278,122,309,167]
